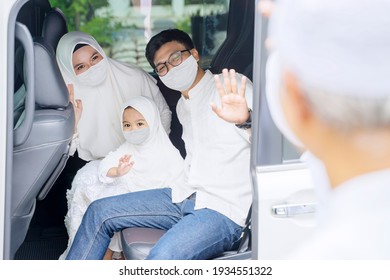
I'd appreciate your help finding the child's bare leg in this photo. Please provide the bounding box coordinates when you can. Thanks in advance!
[103,248,114,260]
[112,251,125,260]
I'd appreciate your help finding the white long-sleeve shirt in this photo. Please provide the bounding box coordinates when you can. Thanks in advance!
[176,70,253,227]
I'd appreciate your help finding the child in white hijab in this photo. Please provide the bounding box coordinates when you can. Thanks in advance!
[98,96,185,192]
[56,31,171,161]
[60,96,186,259]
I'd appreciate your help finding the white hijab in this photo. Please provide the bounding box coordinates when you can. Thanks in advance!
[56,31,160,160]
[118,96,185,190]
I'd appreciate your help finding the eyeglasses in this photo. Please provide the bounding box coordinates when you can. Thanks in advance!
[154,49,191,76]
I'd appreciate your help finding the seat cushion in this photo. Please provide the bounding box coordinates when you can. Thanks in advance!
[121,228,166,260]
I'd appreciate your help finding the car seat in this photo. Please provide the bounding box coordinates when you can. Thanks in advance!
[120,205,252,260]
[41,7,68,52]
[13,6,68,127]
[11,33,74,258]
[208,0,254,80]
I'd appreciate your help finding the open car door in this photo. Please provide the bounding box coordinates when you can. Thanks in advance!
[250,0,318,259]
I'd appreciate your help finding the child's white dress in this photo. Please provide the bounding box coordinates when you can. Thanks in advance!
[59,160,134,260]
[59,96,188,260]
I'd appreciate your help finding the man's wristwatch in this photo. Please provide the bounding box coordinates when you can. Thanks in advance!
[235,108,252,130]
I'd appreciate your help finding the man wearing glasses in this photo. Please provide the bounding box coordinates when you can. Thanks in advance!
[65,29,253,260]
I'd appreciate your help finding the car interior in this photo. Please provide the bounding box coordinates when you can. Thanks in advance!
[9,0,255,260]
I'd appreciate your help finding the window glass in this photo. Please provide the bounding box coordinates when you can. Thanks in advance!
[283,137,301,162]
[49,0,230,72]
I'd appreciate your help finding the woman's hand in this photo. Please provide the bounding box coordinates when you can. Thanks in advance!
[68,84,83,132]
[211,69,250,124]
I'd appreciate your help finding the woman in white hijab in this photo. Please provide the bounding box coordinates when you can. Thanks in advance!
[56,31,171,161]
[60,96,186,260]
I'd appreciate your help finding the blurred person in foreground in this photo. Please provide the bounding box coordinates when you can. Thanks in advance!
[213,0,390,259]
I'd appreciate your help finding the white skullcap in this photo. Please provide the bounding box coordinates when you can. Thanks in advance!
[269,0,390,98]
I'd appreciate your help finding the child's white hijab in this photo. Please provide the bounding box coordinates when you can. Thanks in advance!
[118,96,185,191]
[56,31,156,160]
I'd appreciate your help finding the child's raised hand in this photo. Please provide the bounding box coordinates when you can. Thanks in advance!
[117,154,134,176]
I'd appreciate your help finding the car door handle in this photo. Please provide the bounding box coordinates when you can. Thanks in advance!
[271,202,317,217]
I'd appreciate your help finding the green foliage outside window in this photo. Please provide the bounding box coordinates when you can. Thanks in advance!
[49,0,121,47]
[147,0,218,5]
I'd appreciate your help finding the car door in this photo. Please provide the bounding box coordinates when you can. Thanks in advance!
[1,0,73,260]
[0,0,15,262]
[2,0,34,260]
[1,0,21,260]
[250,1,318,259]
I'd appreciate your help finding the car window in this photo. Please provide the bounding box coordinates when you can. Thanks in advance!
[252,19,301,166]
[49,0,230,72]
[283,137,301,162]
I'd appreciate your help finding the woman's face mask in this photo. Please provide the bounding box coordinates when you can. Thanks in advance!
[159,55,198,92]
[76,59,108,87]
[123,128,150,145]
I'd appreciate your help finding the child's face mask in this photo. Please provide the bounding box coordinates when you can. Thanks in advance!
[123,127,150,145]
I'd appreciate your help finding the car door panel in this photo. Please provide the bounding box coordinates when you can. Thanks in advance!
[255,164,317,259]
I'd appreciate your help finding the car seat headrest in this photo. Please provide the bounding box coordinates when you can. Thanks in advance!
[25,37,69,108]
[41,7,68,52]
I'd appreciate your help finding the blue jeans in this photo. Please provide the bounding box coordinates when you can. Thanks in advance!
[66,188,243,260]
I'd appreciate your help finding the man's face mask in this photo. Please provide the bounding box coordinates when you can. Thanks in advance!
[159,55,198,91]
[76,59,108,87]
[123,127,150,145]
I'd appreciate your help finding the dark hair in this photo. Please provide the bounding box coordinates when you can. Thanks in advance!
[145,29,195,69]
[73,43,88,53]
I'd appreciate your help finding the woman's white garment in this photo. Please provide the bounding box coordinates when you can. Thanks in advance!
[175,70,253,227]
[60,96,186,259]
[56,31,171,161]
[288,168,390,259]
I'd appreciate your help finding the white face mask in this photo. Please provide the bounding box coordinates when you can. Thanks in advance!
[76,59,108,87]
[159,55,198,91]
[123,128,150,145]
